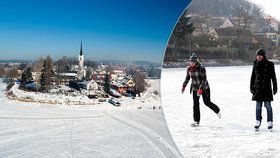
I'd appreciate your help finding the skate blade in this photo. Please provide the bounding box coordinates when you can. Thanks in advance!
[255,128,259,132]
[191,124,199,127]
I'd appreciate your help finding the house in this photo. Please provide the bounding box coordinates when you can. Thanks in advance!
[212,27,253,48]
[32,71,42,84]
[265,15,279,32]
[220,18,234,28]
[213,27,252,38]
[91,71,111,84]
[111,77,135,94]
[110,69,126,80]
[79,79,99,91]
[56,72,77,85]
[265,32,279,47]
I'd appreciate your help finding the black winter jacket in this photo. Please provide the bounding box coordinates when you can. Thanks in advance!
[250,57,277,101]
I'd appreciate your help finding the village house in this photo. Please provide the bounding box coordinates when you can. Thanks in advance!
[212,27,253,47]
[56,72,77,85]
[78,79,99,95]
[111,77,135,94]
[91,70,111,84]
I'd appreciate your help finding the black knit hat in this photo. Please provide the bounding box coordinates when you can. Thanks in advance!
[190,53,198,62]
[256,48,266,56]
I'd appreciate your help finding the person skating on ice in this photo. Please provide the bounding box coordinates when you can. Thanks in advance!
[181,53,221,127]
[250,48,277,131]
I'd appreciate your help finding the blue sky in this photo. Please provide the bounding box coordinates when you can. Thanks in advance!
[0,0,191,63]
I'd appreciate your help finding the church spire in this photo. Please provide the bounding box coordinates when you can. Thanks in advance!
[80,41,83,56]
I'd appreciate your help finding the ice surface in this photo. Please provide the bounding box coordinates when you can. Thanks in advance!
[161,65,280,157]
[0,79,180,158]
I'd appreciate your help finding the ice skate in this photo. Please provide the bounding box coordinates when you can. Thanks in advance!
[254,120,261,131]
[268,121,273,132]
[217,111,221,119]
[191,121,199,127]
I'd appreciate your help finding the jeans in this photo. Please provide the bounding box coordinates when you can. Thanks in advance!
[256,101,273,122]
[193,88,220,123]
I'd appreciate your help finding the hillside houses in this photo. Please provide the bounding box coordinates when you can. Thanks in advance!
[189,14,280,48]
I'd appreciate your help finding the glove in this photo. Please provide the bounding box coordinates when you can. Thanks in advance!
[182,83,187,94]
[197,88,203,96]
[182,86,186,94]
[250,87,255,94]
[250,89,255,94]
[273,88,277,95]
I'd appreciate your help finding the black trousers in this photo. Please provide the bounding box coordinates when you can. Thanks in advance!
[192,88,220,123]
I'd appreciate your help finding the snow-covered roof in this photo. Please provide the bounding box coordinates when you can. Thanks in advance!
[79,79,97,85]
[56,73,77,77]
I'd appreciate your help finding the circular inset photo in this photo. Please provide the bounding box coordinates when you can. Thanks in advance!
[161,0,280,157]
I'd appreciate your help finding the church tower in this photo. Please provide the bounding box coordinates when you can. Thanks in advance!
[79,42,84,68]
[77,41,86,80]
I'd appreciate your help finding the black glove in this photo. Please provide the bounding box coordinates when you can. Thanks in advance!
[273,88,277,95]
[250,88,255,94]
[182,83,187,93]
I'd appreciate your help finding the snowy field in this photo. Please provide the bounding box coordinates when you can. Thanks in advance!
[161,65,280,157]
[0,79,180,158]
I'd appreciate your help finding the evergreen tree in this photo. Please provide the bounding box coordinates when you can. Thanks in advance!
[103,73,111,94]
[45,55,54,89]
[40,60,47,92]
[21,73,27,85]
[26,67,33,82]
[172,14,195,46]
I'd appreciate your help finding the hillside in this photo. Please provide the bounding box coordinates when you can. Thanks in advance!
[187,0,263,18]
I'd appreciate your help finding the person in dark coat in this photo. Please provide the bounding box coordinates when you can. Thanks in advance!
[250,48,277,131]
[182,53,221,127]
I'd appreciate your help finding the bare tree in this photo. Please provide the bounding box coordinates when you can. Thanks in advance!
[5,68,19,83]
[0,67,4,77]
[133,70,147,96]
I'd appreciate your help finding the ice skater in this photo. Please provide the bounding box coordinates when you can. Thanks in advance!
[250,48,277,131]
[181,53,221,127]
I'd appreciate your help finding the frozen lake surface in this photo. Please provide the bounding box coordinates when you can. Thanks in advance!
[0,80,180,158]
[161,65,280,157]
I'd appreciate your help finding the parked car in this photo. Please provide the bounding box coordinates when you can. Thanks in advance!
[88,94,98,99]
[108,98,121,106]
[124,92,135,99]
[98,98,106,102]
[109,89,122,98]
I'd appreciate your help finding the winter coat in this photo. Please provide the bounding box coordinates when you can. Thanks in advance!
[250,57,277,101]
[183,63,209,92]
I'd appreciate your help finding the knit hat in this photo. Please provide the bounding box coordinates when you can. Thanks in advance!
[190,53,198,62]
[256,48,266,56]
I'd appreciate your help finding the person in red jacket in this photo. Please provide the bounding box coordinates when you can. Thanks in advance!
[182,53,221,127]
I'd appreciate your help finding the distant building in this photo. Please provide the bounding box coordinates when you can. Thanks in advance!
[265,15,279,32]
[220,18,234,28]
[77,42,86,80]
[79,79,99,94]
[111,77,135,94]
[56,72,77,85]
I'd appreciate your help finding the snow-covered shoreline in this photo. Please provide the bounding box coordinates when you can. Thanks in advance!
[5,79,161,109]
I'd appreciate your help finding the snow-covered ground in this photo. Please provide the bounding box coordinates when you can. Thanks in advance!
[0,79,180,158]
[161,65,280,157]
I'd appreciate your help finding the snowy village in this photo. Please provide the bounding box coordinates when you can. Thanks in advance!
[0,43,161,108]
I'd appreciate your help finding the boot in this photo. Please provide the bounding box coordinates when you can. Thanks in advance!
[254,120,261,131]
[268,121,273,131]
